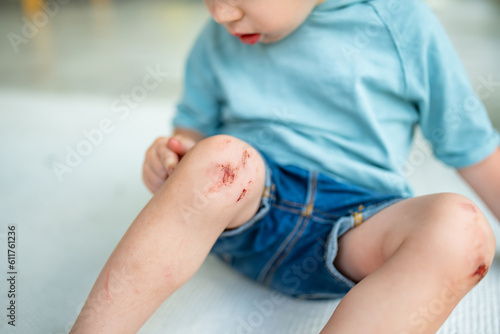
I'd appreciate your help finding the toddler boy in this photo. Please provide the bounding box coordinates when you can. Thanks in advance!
[71,0,499,333]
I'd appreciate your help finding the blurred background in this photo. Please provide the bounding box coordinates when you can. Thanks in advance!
[0,0,208,100]
[0,0,499,123]
[0,0,499,333]
[0,0,499,117]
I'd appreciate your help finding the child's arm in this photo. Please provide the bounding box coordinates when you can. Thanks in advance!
[458,147,500,222]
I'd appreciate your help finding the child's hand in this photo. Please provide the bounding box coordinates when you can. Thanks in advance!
[142,135,196,194]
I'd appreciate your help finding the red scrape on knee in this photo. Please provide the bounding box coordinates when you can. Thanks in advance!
[208,163,239,193]
[242,150,251,167]
[460,202,477,214]
[236,189,247,202]
[104,271,112,302]
[472,263,488,282]
[219,163,238,183]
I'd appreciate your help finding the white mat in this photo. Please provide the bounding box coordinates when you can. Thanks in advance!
[0,91,499,334]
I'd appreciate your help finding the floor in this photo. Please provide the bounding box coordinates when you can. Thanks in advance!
[0,0,499,333]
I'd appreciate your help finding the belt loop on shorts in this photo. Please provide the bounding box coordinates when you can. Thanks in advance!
[262,184,275,199]
[261,156,275,199]
[302,171,318,217]
[353,204,365,227]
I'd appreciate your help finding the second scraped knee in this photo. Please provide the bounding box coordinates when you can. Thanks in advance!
[423,193,496,286]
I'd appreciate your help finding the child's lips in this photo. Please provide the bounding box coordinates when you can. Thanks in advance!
[233,33,261,45]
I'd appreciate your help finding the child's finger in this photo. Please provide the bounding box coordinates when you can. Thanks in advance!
[167,136,196,157]
[158,148,179,174]
[144,138,167,184]
[142,167,164,194]
[143,161,165,183]
[144,149,166,177]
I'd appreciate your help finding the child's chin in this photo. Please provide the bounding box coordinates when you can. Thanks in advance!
[260,34,288,44]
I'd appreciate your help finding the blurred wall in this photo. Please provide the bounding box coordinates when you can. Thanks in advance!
[0,0,499,128]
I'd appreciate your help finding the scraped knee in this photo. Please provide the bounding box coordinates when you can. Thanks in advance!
[183,135,265,203]
[425,193,496,285]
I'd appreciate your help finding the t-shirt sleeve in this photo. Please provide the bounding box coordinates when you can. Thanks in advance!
[172,20,222,137]
[404,2,499,168]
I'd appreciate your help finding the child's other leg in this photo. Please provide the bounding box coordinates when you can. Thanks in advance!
[70,135,266,334]
[320,193,496,334]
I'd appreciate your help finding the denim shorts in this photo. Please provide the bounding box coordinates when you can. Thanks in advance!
[209,151,407,300]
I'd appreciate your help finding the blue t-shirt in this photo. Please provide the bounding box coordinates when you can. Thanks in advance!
[173,0,499,197]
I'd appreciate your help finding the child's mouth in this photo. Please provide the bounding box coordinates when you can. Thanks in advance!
[236,33,261,45]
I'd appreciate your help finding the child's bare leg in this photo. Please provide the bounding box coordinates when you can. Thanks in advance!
[320,193,496,334]
[70,135,266,334]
